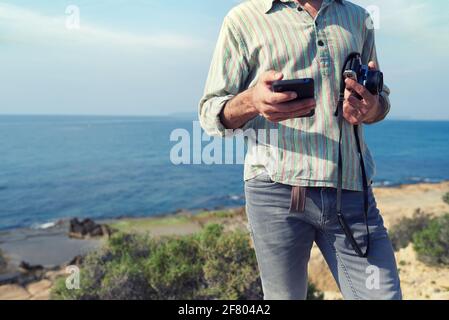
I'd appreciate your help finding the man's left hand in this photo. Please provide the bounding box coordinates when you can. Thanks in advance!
[343,61,382,125]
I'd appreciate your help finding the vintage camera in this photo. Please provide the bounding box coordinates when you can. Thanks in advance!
[343,54,384,95]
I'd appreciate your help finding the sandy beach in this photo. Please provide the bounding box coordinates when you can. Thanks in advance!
[1,181,448,300]
[309,181,449,300]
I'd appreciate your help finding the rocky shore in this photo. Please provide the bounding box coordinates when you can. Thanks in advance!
[1,181,448,300]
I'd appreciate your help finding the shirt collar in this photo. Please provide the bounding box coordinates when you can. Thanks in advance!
[261,0,344,14]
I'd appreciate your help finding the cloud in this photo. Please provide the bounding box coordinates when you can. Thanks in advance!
[355,0,449,51]
[0,3,204,50]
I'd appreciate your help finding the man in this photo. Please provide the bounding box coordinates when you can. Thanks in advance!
[199,0,402,300]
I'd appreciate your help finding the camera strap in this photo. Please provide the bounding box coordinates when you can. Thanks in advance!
[335,52,371,258]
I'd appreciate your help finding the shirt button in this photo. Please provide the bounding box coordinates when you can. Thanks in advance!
[317,40,325,47]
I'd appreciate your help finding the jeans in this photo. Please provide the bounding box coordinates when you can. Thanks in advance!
[245,172,402,300]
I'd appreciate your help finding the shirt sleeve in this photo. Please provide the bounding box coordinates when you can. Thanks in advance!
[362,14,391,121]
[198,16,251,137]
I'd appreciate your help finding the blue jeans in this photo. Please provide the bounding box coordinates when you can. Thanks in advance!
[245,172,402,300]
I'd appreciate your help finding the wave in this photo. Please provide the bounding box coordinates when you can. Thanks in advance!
[31,221,58,230]
[3,178,447,232]
[228,194,244,201]
[373,177,446,188]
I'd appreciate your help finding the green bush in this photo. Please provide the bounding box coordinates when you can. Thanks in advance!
[389,209,432,251]
[413,214,449,266]
[51,224,323,300]
[0,248,7,273]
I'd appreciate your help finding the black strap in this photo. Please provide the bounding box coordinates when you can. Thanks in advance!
[336,96,371,258]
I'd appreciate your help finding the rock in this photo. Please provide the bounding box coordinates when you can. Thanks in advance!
[45,269,67,282]
[15,261,46,286]
[0,272,21,285]
[67,255,84,266]
[19,261,44,273]
[30,290,51,300]
[0,284,31,300]
[0,280,52,300]
[69,218,113,239]
[26,279,52,296]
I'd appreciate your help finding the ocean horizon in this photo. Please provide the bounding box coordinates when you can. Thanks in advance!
[0,115,448,231]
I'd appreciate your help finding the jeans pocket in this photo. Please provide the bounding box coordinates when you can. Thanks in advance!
[245,172,274,185]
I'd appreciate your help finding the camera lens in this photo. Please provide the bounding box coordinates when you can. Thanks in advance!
[366,71,384,95]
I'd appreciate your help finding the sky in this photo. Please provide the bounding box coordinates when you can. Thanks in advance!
[0,0,448,120]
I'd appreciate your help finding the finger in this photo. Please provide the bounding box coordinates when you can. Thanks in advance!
[347,96,369,114]
[259,103,286,115]
[288,108,315,118]
[344,102,363,120]
[350,106,363,119]
[345,78,371,101]
[344,87,355,100]
[344,104,356,118]
[368,61,378,70]
[343,109,362,125]
[265,91,298,105]
[269,108,315,122]
[267,101,315,121]
[266,113,287,123]
[271,98,316,113]
[260,70,284,85]
[349,117,362,125]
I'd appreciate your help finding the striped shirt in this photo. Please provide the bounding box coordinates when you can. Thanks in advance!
[199,0,391,191]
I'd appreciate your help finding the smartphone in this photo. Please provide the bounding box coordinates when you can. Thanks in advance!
[272,78,315,118]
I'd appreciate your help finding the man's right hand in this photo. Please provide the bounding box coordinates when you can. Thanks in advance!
[250,71,316,123]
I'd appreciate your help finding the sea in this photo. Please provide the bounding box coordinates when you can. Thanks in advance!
[0,115,448,231]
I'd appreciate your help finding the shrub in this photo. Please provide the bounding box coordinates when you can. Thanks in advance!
[144,236,205,299]
[52,224,323,300]
[413,214,449,266]
[199,224,262,300]
[0,248,7,273]
[307,283,325,300]
[389,209,432,251]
